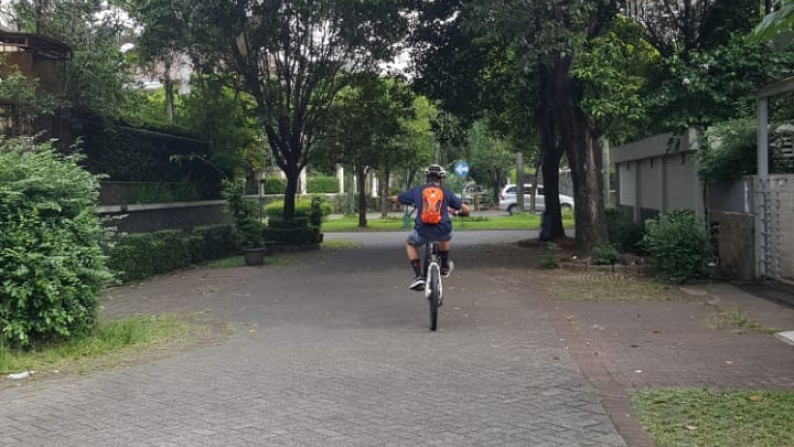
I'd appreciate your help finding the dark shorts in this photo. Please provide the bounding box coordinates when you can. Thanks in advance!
[407,229,452,246]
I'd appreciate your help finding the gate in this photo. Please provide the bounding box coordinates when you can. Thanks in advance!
[757,175,794,284]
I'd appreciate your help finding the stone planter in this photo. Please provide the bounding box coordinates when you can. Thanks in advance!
[242,246,272,266]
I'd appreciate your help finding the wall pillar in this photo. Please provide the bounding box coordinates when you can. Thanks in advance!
[337,165,344,194]
[300,168,307,195]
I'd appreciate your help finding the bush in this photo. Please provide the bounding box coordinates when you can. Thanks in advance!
[263,178,286,194]
[0,138,112,348]
[592,244,619,265]
[700,118,757,183]
[605,207,645,253]
[264,198,332,220]
[308,175,339,193]
[108,225,237,282]
[538,243,560,269]
[644,211,709,283]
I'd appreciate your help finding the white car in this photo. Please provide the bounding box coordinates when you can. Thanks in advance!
[499,184,574,215]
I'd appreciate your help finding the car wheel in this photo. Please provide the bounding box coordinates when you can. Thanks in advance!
[507,204,517,215]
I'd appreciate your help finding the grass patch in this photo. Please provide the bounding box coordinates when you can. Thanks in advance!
[322,239,360,250]
[711,308,778,334]
[545,273,682,301]
[631,388,794,447]
[208,252,303,269]
[322,211,574,232]
[208,255,247,268]
[0,315,205,376]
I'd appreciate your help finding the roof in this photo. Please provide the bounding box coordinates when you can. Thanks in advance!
[0,31,72,60]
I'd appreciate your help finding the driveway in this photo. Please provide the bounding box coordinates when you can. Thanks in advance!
[0,231,626,447]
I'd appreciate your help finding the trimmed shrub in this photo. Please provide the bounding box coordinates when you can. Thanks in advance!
[264,198,332,220]
[308,175,339,193]
[0,138,111,348]
[644,210,709,283]
[108,224,237,282]
[264,226,322,246]
[263,178,286,194]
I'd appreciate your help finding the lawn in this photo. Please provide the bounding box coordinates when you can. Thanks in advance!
[0,315,208,377]
[322,211,574,232]
[631,388,794,447]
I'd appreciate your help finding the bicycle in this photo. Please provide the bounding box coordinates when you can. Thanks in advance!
[422,238,444,331]
[411,207,466,331]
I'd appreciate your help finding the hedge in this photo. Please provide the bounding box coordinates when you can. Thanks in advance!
[308,175,339,193]
[264,226,322,246]
[264,198,332,220]
[263,178,286,194]
[108,224,237,282]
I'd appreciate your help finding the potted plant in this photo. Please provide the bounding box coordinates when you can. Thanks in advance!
[222,180,270,265]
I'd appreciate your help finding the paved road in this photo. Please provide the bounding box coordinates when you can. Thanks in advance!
[0,231,626,447]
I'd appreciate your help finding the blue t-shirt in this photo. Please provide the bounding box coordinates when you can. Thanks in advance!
[398,183,463,238]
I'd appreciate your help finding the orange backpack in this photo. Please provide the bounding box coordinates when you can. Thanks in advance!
[420,186,444,224]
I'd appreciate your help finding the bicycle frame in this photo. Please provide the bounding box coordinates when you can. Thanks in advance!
[422,241,442,301]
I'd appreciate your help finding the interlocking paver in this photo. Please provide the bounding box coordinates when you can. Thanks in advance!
[0,232,625,446]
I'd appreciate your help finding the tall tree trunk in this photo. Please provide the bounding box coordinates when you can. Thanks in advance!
[164,58,174,123]
[357,168,367,228]
[380,160,390,219]
[345,165,355,215]
[493,170,501,205]
[549,57,607,255]
[283,163,300,221]
[537,66,566,242]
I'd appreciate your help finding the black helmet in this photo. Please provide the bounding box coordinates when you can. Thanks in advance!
[425,164,446,179]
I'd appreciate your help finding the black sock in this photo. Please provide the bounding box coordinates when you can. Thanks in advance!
[439,250,449,268]
[410,259,422,277]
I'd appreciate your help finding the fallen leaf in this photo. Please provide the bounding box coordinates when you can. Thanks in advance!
[750,395,763,402]
[725,360,733,365]
[635,370,643,373]
[686,426,698,431]
[248,329,256,333]
[653,399,667,404]
[652,330,663,335]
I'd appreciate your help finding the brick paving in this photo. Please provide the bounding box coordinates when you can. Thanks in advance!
[0,231,626,447]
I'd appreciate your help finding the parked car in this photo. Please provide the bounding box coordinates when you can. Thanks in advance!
[499,184,574,215]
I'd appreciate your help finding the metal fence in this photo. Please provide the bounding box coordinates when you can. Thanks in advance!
[757,175,794,285]
[0,101,29,137]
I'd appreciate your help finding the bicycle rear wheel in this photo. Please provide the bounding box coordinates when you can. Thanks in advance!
[428,265,440,331]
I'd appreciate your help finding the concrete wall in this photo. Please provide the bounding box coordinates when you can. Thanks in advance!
[98,201,229,234]
[707,174,794,284]
[612,129,704,222]
[710,211,756,281]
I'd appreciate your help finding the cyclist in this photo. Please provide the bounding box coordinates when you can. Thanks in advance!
[392,164,470,291]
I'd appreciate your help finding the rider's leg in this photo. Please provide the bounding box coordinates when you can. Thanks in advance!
[406,239,422,277]
[438,240,452,275]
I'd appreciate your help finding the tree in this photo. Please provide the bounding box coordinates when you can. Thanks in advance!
[468,0,618,254]
[186,0,408,221]
[466,120,513,204]
[318,75,416,227]
[121,0,190,123]
[15,0,132,118]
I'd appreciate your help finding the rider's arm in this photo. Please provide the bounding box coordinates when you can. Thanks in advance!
[445,189,469,216]
[394,188,416,206]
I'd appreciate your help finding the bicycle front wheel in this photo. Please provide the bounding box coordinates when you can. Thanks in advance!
[428,265,440,331]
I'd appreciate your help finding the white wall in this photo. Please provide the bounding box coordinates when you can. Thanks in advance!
[612,129,704,221]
